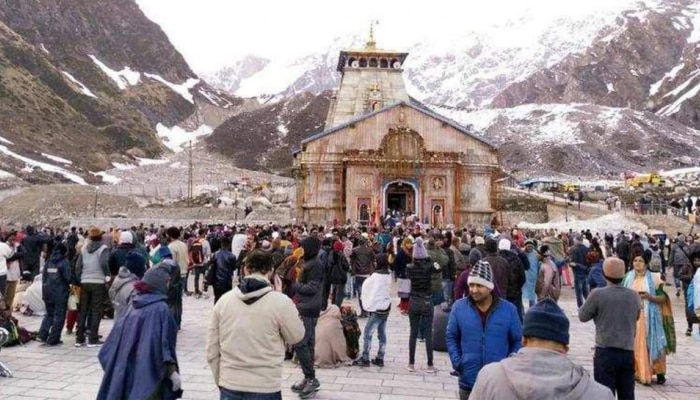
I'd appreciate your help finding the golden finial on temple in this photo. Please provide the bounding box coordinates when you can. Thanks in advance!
[365,20,378,50]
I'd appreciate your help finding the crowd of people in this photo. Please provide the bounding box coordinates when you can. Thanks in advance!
[0,219,699,399]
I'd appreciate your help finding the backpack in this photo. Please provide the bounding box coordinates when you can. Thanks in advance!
[649,250,662,272]
[204,251,218,286]
[190,239,206,266]
[339,305,361,360]
[327,252,348,284]
[585,249,599,267]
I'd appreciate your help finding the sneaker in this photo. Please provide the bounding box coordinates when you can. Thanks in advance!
[299,378,320,399]
[426,366,438,374]
[75,341,85,348]
[291,379,309,393]
[353,359,370,367]
[46,340,63,347]
[371,358,384,368]
[87,340,105,348]
[406,364,415,372]
[657,374,666,385]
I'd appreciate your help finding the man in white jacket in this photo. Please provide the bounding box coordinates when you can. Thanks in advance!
[357,253,392,367]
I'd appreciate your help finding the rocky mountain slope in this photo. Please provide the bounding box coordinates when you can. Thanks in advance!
[438,103,700,176]
[491,1,700,130]
[0,0,242,184]
[206,91,331,173]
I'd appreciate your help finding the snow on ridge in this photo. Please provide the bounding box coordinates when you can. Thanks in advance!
[40,43,49,54]
[662,69,700,98]
[0,169,15,179]
[89,55,141,89]
[112,162,136,170]
[155,123,212,153]
[658,80,700,116]
[606,82,615,93]
[135,157,170,166]
[91,171,121,184]
[0,145,86,185]
[650,63,685,95]
[0,135,13,145]
[198,89,220,106]
[61,71,98,98]
[688,3,700,43]
[144,73,199,103]
[41,152,72,165]
[277,123,289,136]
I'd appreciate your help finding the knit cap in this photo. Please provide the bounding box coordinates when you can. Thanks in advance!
[523,298,570,345]
[498,238,511,251]
[468,260,494,290]
[412,237,429,259]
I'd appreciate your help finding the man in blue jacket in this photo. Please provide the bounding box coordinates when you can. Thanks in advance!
[446,260,522,399]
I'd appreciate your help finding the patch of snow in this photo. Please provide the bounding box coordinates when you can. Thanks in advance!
[41,152,72,165]
[198,89,220,106]
[135,157,170,166]
[658,81,700,116]
[144,73,199,103]
[155,123,213,153]
[0,145,86,184]
[91,171,121,184]
[169,162,183,168]
[236,58,313,97]
[0,169,15,179]
[660,166,700,176]
[663,69,700,98]
[606,82,615,93]
[89,55,141,89]
[650,63,685,95]
[111,162,136,170]
[277,123,289,136]
[0,135,13,145]
[689,4,700,43]
[40,43,49,54]
[62,71,98,98]
[517,212,647,234]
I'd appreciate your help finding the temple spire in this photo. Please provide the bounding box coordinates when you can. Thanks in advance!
[365,20,378,50]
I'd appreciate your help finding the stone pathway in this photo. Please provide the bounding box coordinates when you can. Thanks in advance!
[1,282,699,399]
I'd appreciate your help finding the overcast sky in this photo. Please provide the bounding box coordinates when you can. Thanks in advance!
[136,0,638,73]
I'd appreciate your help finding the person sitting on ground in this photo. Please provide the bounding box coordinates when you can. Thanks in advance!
[314,304,351,368]
[471,299,615,399]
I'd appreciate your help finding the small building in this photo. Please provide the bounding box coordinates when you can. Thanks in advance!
[292,30,501,226]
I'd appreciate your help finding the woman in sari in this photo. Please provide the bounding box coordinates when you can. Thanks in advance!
[623,254,676,385]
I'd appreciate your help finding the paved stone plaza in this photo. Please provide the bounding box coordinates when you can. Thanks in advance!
[1,283,699,400]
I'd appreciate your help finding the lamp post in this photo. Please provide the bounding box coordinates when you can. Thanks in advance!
[93,186,99,218]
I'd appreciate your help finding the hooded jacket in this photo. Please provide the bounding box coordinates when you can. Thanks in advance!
[98,292,181,400]
[42,248,71,302]
[294,237,325,318]
[75,241,110,285]
[470,348,615,400]
[498,249,526,301]
[109,267,137,320]
[350,242,375,276]
[108,244,147,278]
[206,275,304,394]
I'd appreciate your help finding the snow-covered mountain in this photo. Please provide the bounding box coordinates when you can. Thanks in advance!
[437,103,700,176]
[206,3,633,109]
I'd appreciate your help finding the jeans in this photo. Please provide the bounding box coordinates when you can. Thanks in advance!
[219,387,282,400]
[193,266,205,294]
[345,273,354,297]
[672,264,682,289]
[331,283,345,308]
[295,316,318,379]
[76,283,107,343]
[354,276,368,314]
[39,298,68,344]
[573,269,589,308]
[459,388,472,400]
[594,347,635,400]
[442,279,453,306]
[408,300,434,366]
[361,312,388,361]
[220,387,282,400]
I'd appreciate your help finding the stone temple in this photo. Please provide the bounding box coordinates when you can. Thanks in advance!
[293,30,501,227]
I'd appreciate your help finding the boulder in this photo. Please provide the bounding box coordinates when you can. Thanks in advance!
[126,148,147,159]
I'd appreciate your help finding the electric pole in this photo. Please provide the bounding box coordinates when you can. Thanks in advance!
[187,140,193,207]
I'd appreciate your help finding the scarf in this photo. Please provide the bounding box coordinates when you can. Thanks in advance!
[623,270,667,363]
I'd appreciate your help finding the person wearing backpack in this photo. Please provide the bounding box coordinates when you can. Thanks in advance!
[108,231,146,279]
[189,228,212,299]
[205,238,237,304]
[326,240,350,308]
[645,239,666,277]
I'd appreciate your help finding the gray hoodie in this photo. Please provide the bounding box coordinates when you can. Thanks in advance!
[470,348,614,400]
[109,267,137,320]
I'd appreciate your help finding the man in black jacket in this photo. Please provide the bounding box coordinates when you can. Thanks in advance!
[21,225,51,281]
[498,238,526,322]
[291,237,324,399]
[350,238,375,317]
